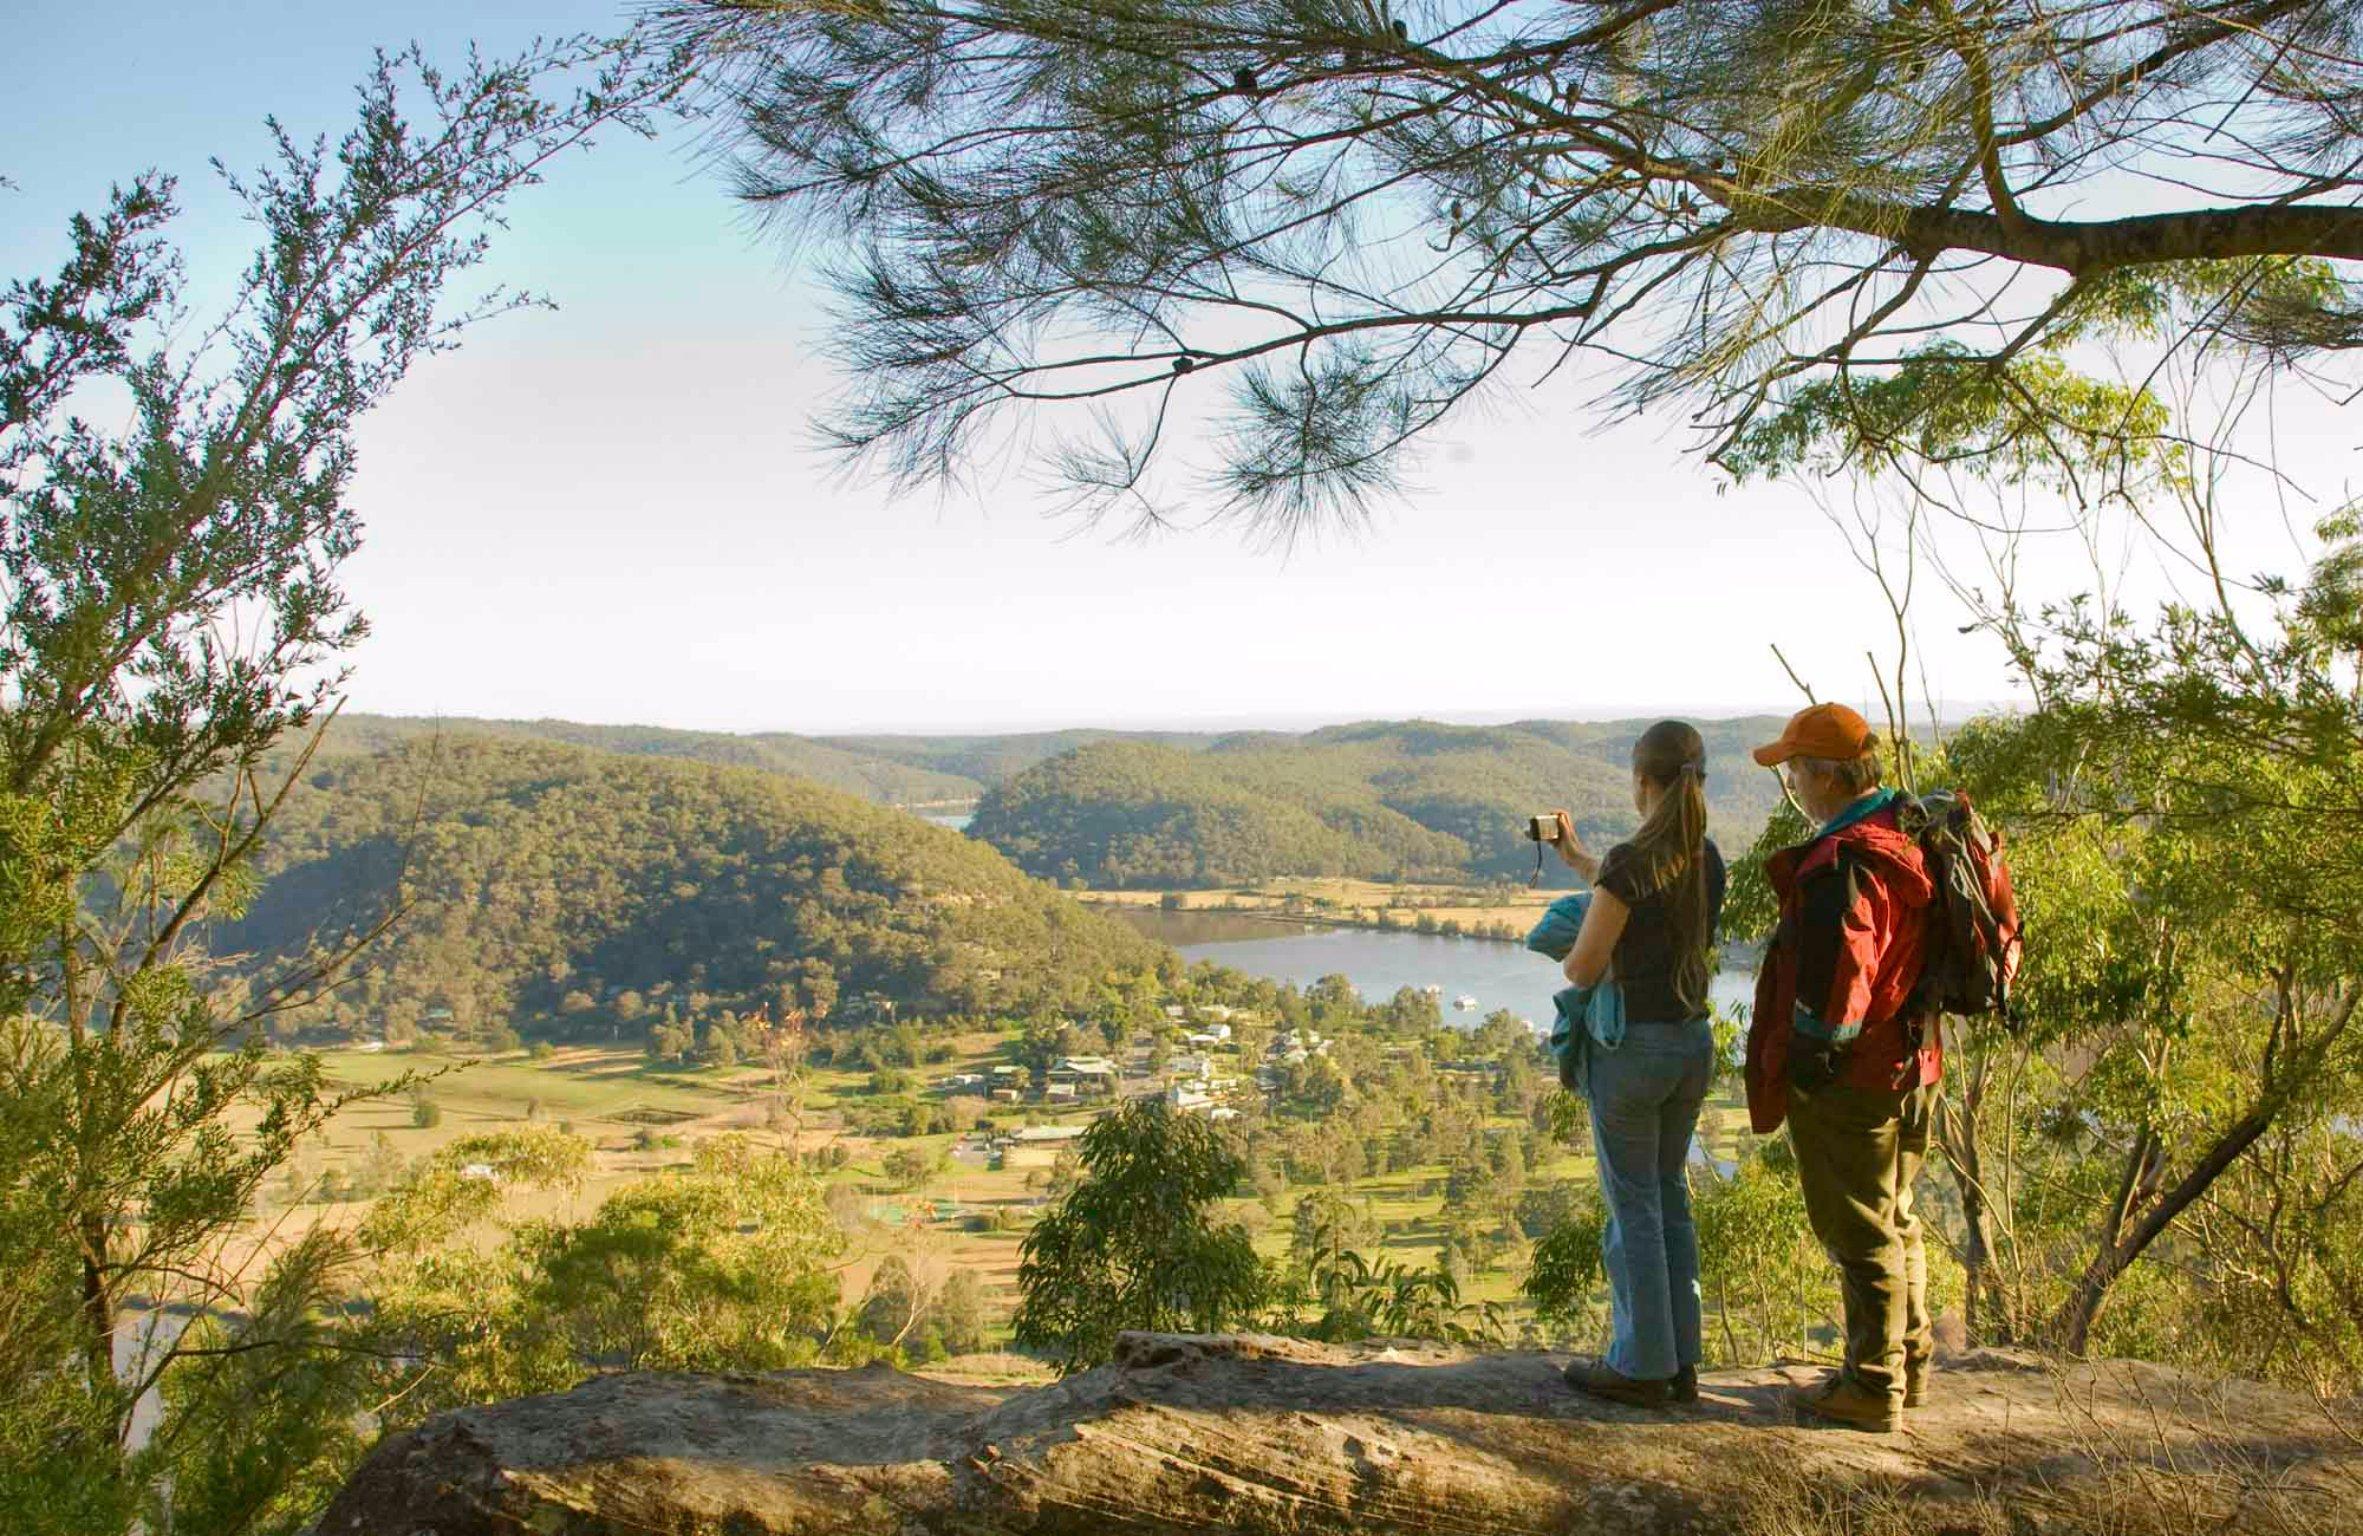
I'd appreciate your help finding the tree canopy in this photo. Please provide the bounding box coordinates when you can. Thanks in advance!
[665,0,2363,533]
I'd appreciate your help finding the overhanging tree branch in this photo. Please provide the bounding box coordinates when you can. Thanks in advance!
[664,0,2363,527]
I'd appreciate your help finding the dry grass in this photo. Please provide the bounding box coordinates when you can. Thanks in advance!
[1079,876,1556,935]
[1724,1367,2363,1536]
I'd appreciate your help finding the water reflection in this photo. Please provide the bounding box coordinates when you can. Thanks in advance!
[1112,907,1754,1029]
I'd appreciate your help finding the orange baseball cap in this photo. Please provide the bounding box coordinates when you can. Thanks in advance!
[1751,702,1874,767]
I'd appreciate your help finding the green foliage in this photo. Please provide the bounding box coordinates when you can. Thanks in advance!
[1286,1249,1499,1346]
[1724,343,2176,492]
[1513,1178,1588,1241]
[853,1257,994,1360]
[1691,1145,1833,1366]
[0,35,684,1535]
[1520,1181,1607,1333]
[881,1143,944,1190]
[972,739,1464,885]
[149,1233,374,1536]
[1288,1187,1377,1281]
[1903,525,2363,1374]
[365,1134,841,1421]
[934,1268,991,1356]
[1716,267,2363,598]
[518,1141,840,1372]
[1012,1098,1265,1371]
[1721,791,1812,948]
[856,1255,930,1352]
[359,1127,593,1254]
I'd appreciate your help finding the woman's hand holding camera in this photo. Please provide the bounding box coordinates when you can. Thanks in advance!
[1548,809,1600,882]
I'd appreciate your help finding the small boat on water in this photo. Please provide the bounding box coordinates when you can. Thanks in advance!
[1452,994,1479,1012]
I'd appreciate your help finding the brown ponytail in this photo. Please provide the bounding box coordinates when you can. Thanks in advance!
[1621,720,1713,1017]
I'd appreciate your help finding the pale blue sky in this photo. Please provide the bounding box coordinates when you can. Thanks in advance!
[6,3,2341,733]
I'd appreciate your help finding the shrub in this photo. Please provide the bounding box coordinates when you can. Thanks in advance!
[1012,1099,1265,1372]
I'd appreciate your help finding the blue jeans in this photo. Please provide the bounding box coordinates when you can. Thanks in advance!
[1585,1017,1715,1380]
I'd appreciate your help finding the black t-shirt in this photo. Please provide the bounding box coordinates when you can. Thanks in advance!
[1596,838,1727,1023]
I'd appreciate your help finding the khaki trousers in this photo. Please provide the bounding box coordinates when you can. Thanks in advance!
[1787,1080,1935,1402]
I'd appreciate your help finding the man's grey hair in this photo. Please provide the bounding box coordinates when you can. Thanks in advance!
[1796,750,1882,797]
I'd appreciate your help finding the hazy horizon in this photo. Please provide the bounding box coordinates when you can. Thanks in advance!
[344,699,2017,739]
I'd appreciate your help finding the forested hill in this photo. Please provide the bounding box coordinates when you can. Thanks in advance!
[224,735,1163,1043]
[968,719,1790,887]
[321,716,1249,809]
[320,715,986,808]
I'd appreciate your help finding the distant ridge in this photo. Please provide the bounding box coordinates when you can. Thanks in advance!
[320,714,987,808]
[324,710,1825,814]
[968,717,1793,888]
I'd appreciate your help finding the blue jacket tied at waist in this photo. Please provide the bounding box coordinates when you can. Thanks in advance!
[1524,891,1626,1088]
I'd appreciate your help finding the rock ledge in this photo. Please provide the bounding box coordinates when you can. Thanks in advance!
[318,1332,2361,1535]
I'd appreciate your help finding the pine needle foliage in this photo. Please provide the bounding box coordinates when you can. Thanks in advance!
[663,1,2363,535]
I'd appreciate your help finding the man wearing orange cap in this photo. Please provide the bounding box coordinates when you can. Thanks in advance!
[1746,703,1937,1434]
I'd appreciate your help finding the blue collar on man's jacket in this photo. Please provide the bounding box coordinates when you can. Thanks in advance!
[1819,786,1905,840]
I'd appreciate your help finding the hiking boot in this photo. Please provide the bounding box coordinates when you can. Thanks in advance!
[1671,1364,1699,1404]
[1791,1373,1903,1434]
[1563,1358,1670,1409]
[1904,1359,1931,1409]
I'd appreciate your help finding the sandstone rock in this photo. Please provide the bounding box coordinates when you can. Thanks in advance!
[317,1333,2362,1535]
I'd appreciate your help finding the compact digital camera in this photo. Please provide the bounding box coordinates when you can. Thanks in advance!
[1524,814,1559,843]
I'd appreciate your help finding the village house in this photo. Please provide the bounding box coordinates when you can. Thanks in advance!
[997,1121,1089,1171]
[1269,1028,1330,1066]
[1046,1055,1121,1098]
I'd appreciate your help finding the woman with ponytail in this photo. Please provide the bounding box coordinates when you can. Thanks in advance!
[1544,720,1726,1408]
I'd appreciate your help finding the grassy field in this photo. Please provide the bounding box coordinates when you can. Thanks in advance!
[267,1034,1755,1333]
[276,1038,1099,1319]
[1079,876,1561,937]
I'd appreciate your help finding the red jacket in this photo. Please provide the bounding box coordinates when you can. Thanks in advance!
[1745,795,1939,1134]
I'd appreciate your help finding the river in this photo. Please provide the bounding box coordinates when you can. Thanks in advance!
[915,800,1755,1027]
[1111,907,1754,1030]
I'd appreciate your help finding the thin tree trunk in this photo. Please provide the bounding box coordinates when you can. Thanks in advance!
[2053,985,2359,1353]
[1949,1155,2002,1343]
[1935,1059,2008,1344]
[82,1213,113,1390]
[2051,1107,2274,1354]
